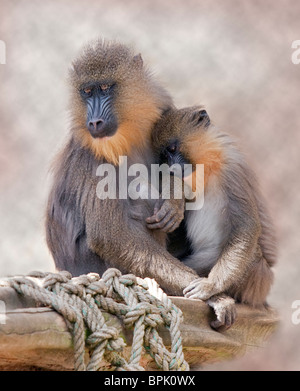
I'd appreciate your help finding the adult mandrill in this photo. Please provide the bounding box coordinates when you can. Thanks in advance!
[45,39,199,295]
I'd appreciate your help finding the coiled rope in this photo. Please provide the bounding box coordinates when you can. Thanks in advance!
[1,268,189,371]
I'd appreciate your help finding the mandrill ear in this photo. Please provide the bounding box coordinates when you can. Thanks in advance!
[132,53,143,68]
[70,61,80,76]
[192,109,210,128]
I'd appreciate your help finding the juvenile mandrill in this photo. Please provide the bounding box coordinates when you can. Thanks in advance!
[151,106,276,320]
[45,39,199,295]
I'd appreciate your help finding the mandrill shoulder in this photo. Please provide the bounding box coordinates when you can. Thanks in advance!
[49,137,101,209]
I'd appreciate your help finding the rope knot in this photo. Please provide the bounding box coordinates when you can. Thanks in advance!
[63,274,99,296]
[43,271,72,289]
[102,268,122,283]
[123,302,163,328]
[86,327,125,351]
[85,279,108,296]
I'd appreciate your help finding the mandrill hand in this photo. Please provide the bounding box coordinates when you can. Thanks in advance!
[184,281,237,331]
[207,294,237,331]
[183,277,218,301]
[146,197,185,233]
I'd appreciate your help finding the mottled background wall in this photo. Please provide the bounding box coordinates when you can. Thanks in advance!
[0,0,300,370]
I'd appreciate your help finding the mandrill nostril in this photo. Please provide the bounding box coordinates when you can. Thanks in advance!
[88,119,105,133]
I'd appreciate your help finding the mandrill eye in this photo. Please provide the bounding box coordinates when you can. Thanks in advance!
[100,84,110,91]
[82,88,92,97]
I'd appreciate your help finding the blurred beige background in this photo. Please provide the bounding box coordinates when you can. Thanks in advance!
[0,0,300,370]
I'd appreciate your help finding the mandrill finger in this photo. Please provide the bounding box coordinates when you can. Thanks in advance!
[146,210,172,230]
[183,278,203,296]
[146,215,160,225]
[145,208,169,224]
[161,218,181,233]
[225,311,233,328]
[151,201,175,222]
[161,219,178,233]
[183,285,195,296]
[227,304,237,325]
[188,293,210,301]
[146,201,161,224]
[183,287,200,298]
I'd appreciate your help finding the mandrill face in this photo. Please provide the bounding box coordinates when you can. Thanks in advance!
[79,82,118,139]
[158,138,191,177]
[153,107,211,177]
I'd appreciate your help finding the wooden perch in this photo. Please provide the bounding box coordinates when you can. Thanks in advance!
[0,285,278,370]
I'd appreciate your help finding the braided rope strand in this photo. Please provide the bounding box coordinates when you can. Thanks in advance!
[0,268,189,371]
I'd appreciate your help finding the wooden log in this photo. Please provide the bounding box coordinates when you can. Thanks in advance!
[0,286,279,370]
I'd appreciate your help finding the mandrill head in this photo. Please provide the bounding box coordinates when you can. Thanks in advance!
[152,106,226,188]
[69,39,173,165]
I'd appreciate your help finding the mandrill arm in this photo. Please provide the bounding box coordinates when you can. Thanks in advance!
[183,192,262,301]
[85,197,198,296]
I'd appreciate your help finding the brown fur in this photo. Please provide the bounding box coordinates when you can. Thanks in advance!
[45,39,199,296]
[185,134,222,175]
[183,132,223,190]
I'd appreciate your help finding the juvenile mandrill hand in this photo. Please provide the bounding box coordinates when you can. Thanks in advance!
[183,277,218,301]
[146,197,185,233]
[207,294,237,331]
[184,282,237,330]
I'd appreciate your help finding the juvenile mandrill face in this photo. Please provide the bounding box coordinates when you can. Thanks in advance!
[159,139,191,176]
[155,108,211,178]
[80,82,118,139]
